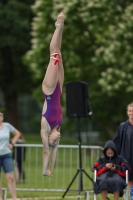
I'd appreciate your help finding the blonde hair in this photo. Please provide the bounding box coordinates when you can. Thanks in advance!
[127,102,133,110]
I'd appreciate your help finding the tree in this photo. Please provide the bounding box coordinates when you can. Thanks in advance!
[25,0,133,139]
[95,3,133,96]
[0,0,35,128]
[91,1,133,137]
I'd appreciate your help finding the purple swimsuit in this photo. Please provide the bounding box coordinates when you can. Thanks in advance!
[42,82,63,130]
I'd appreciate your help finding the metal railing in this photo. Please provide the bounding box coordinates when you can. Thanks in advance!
[1,144,103,199]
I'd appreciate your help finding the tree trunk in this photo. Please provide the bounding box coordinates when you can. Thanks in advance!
[4,92,20,130]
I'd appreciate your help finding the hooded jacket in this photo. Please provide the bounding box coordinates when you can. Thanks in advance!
[93,140,130,178]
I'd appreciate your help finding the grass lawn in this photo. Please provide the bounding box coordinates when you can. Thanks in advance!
[1,134,127,200]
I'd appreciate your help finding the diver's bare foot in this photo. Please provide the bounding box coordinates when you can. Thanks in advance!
[47,170,52,176]
[55,12,64,28]
[42,170,52,177]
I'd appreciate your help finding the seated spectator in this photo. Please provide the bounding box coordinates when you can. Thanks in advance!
[93,140,130,200]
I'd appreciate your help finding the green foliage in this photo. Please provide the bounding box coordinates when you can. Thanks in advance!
[24,0,133,139]
[95,4,133,95]
[0,0,35,95]
[0,0,35,127]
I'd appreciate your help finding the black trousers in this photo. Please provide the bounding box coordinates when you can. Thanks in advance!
[17,160,25,180]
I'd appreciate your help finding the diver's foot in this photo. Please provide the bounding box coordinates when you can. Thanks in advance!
[42,170,52,177]
[47,170,52,176]
[55,12,64,28]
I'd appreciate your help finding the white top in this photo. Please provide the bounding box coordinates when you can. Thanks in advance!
[0,122,15,155]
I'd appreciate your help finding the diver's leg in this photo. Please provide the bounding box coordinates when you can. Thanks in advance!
[42,12,65,93]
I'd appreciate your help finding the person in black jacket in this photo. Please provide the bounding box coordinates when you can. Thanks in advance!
[12,133,26,184]
[93,140,130,200]
[113,102,133,193]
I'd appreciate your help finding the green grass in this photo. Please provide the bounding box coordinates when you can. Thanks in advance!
[24,133,78,145]
[2,134,126,200]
